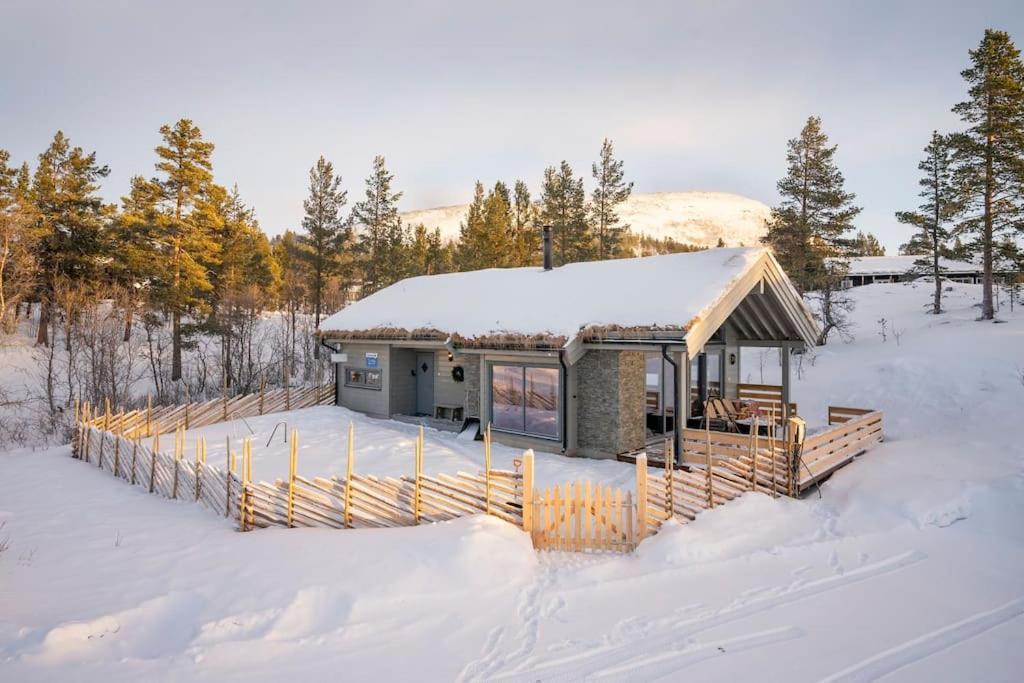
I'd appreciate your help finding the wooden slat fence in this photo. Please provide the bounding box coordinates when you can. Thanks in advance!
[70,392,884,554]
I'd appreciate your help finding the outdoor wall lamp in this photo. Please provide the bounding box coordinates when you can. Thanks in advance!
[729,352,737,365]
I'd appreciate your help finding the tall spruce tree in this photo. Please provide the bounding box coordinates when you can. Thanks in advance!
[29,131,112,345]
[352,155,402,295]
[300,156,350,325]
[762,116,861,344]
[951,29,1024,320]
[590,138,633,259]
[539,161,590,265]
[148,119,220,381]
[896,132,960,314]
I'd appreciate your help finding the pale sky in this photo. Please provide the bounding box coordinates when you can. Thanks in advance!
[3,0,1022,252]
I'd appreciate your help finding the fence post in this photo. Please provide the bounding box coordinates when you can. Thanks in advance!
[664,438,674,519]
[750,414,759,492]
[113,422,121,478]
[195,437,203,501]
[413,426,423,524]
[171,425,182,499]
[98,399,110,468]
[522,450,534,536]
[72,399,80,457]
[636,453,648,542]
[704,415,714,508]
[259,374,266,415]
[146,394,152,437]
[149,425,160,494]
[239,438,252,531]
[769,407,778,497]
[484,423,492,516]
[130,434,139,485]
[284,365,291,411]
[184,383,191,429]
[344,421,354,528]
[287,430,298,527]
[222,375,229,421]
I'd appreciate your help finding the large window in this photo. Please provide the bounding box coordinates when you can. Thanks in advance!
[490,364,560,439]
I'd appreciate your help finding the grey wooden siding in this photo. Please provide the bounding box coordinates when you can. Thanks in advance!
[336,343,390,417]
[435,352,470,409]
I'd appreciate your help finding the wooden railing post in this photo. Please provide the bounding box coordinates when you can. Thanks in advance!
[635,453,648,541]
[146,394,152,437]
[344,421,354,528]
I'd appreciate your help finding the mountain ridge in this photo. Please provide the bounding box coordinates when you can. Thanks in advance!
[399,190,771,248]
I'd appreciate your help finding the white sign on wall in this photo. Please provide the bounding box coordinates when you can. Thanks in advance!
[331,353,348,363]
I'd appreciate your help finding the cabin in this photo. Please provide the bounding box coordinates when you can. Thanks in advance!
[318,238,820,460]
[841,255,981,288]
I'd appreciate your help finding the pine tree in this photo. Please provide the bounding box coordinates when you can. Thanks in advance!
[456,181,487,270]
[148,119,220,381]
[762,116,861,343]
[300,156,350,326]
[511,180,538,265]
[272,230,312,373]
[352,155,402,295]
[539,161,590,265]
[896,132,960,313]
[849,231,886,257]
[590,139,633,259]
[457,181,513,270]
[950,29,1024,320]
[0,150,36,331]
[29,131,112,345]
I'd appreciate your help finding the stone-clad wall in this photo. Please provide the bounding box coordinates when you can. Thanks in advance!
[616,351,646,452]
[576,350,645,456]
[462,355,481,418]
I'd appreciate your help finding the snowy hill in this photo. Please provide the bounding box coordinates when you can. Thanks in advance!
[400,191,771,247]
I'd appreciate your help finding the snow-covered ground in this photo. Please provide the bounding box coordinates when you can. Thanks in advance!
[2,281,1024,681]
[176,404,636,491]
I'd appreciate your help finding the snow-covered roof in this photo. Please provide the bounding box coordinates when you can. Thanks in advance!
[844,255,980,276]
[319,247,819,352]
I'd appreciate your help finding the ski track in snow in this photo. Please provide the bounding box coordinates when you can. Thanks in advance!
[479,550,926,681]
[457,560,557,682]
[820,597,1024,683]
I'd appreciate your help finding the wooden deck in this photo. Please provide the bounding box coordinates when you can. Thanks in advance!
[622,405,884,495]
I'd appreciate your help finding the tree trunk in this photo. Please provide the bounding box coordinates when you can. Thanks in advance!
[123,304,133,343]
[171,311,182,381]
[981,96,995,320]
[36,300,50,346]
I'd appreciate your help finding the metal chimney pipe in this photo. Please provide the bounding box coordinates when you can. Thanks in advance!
[542,225,553,270]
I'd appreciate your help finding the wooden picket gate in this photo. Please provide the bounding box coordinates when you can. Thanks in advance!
[526,479,636,553]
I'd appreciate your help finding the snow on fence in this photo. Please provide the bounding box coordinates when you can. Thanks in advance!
[69,391,883,554]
